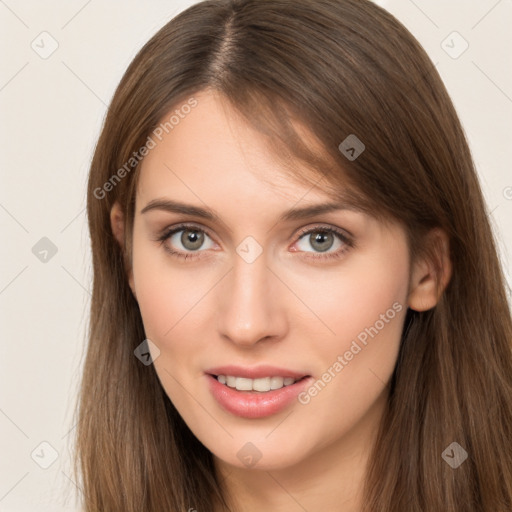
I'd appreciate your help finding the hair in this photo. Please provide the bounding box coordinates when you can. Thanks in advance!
[73,0,512,510]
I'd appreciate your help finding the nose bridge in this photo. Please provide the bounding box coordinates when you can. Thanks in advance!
[216,247,285,346]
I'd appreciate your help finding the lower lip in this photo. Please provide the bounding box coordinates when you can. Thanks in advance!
[206,374,313,419]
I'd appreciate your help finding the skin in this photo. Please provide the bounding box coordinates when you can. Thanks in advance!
[111,89,451,511]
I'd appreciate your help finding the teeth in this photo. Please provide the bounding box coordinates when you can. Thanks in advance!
[236,377,253,391]
[216,375,301,392]
[270,377,284,390]
[254,377,272,392]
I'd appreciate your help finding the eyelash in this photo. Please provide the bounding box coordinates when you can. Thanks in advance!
[155,222,355,262]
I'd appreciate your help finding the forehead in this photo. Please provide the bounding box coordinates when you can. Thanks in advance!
[136,90,341,209]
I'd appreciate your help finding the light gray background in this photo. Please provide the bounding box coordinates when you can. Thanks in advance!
[1,1,511,510]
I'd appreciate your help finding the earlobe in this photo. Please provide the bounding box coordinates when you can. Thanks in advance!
[408,228,452,312]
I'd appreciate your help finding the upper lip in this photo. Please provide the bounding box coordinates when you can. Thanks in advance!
[206,365,310,380]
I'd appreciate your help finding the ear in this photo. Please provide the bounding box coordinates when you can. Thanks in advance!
[408,228,452,312]
[110,201,136,298]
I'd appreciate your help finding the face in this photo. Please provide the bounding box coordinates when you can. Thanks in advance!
[122,89,412,472]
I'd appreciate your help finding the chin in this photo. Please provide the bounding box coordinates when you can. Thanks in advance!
[205,434,314,472]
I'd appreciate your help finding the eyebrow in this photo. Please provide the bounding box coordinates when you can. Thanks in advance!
[140,197,363,223]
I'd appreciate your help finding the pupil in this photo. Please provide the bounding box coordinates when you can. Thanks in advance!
[182,229,204,250]
[311,231,333,252]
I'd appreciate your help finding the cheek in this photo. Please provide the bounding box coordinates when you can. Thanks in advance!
[290,249,409,352]
[131,240,187,342]
[295,245,406,363]
[131,245,202,407]
[294,246,409,435]
[131,240,215,374]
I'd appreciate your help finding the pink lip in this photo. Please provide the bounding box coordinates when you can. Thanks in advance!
[205,365,309,380]
[206,371,314,419]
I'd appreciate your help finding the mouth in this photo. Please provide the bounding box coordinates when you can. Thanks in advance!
[209,374,310,393]
[205,369,314,419]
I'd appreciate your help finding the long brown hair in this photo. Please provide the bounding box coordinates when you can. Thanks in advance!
[73,0,512,510]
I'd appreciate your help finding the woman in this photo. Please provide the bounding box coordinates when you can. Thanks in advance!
[74,0,512,510]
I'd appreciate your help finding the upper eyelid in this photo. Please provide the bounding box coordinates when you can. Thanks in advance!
[295,224,352,239]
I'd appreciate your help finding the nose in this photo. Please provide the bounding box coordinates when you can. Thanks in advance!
[216,249,288,348]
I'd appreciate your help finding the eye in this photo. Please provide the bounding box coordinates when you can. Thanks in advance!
[157,223,216,260]
[292,225,354,261]
[156,223,354,262]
